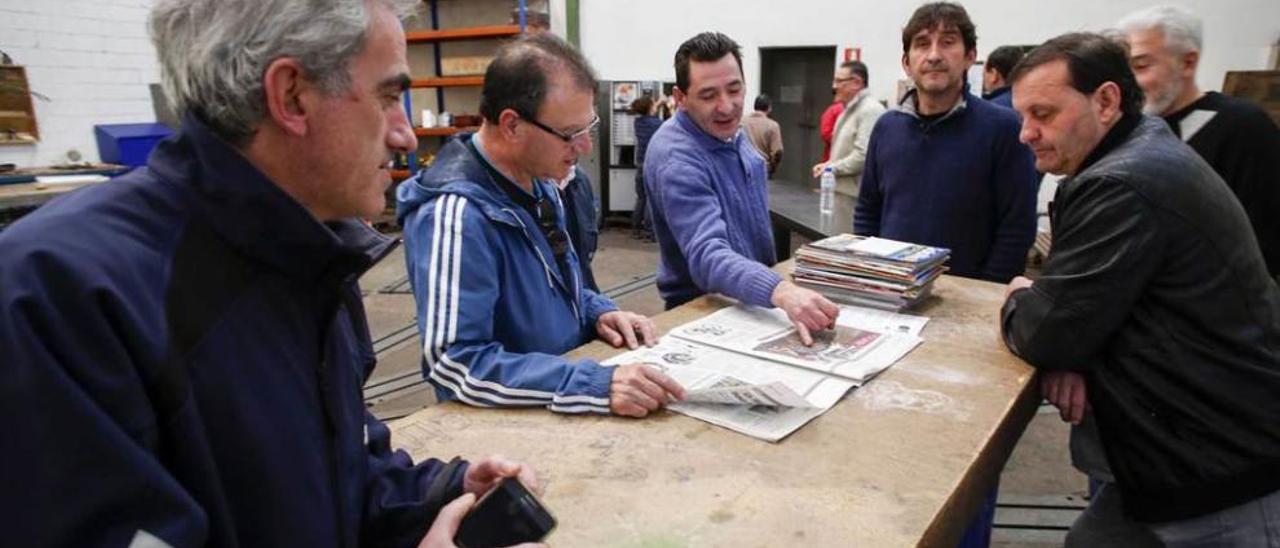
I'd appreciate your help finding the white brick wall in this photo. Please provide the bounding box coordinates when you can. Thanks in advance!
[0,0,159,166]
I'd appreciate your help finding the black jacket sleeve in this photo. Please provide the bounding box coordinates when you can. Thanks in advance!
[1001,176,1166,371]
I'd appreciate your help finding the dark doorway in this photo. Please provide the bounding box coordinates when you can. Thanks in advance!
[759,47,837,186]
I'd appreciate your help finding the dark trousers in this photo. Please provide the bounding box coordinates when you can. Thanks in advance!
[632,168,650,235]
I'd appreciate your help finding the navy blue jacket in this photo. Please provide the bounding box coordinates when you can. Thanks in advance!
[633,115,662,167]
[559,166,600,292]
[0,116,465,547]
[855,89,1038,282]
[983,86,1013,110]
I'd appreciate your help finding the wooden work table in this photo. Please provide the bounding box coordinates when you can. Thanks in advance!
[0,179,102,211]
[388,267,1039,547]
[768,178,856,260]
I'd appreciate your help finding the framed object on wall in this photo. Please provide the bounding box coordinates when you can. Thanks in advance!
[0,66,39,145]
[1223,70,1280,126]
[612,81,638,110]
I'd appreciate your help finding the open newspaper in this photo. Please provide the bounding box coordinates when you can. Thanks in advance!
[670,305,924,384]
[604,305,927,441]
[604,339,853,442]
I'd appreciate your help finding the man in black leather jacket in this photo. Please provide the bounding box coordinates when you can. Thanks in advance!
[1000,33,1280,547]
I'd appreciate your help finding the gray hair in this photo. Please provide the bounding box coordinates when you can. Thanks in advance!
[1117,5,1203,55]
[149,0,420,144]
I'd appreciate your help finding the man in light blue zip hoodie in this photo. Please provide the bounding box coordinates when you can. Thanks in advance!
[397,33,685,418]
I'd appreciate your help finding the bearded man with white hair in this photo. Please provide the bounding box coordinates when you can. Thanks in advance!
[1118,5,1280,279]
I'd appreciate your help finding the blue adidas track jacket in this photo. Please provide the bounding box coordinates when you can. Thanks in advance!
[396,133,618,414]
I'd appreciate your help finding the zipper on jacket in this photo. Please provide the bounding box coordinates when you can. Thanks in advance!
[317,288,355,548]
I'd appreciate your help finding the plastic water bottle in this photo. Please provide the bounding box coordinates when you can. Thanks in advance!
[819,166,836,215]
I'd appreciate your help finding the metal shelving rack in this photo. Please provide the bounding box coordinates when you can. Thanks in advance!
[394,0,527,180]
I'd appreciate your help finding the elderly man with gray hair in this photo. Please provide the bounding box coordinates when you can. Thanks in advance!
[1118,5,1280,279]
[0,1,542,546]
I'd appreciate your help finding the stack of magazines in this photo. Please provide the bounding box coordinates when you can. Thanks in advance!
[793,234,950,311]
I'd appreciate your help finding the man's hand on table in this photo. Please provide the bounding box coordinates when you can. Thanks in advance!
[1004,276,1034,300]
[596,310,657,350]
[771,280,840,346]
[609,363,686,418]
[1041,371,1090,425]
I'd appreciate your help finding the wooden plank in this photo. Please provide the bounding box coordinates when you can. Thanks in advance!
[414,126,478,137]
[405,24,520,44]
[1222,70,1280,126]
[409,76,483,89]
[0,66,39,141]
[0,180,99,210]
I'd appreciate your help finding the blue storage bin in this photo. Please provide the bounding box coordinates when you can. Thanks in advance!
[94,123,173,167]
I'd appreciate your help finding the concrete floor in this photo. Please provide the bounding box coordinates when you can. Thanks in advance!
[359,225,1087,547]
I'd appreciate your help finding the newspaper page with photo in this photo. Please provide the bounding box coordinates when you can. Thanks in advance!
[669,305,924,383]
[603,339,856,442]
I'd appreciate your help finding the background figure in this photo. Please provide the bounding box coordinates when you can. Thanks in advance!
[982,45,1026,109]
[811,60,885,196]
[742,94,784,177]
[558,164,601,292]
[819,97,844,162]
[1118,5,1280,280]
[656,94,677,120]
[631,96,661,240]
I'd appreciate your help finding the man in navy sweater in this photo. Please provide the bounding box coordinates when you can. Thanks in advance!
[855,2,1039,283]
[645,32,839,344]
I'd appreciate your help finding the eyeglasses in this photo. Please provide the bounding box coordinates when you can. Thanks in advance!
[833,76,859,84]
[521,113,600,144]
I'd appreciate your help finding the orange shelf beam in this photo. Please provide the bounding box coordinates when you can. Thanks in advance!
[390,169,412,180]
[414,126,480,137]
[410,76,484,88]
[405,25,521,44]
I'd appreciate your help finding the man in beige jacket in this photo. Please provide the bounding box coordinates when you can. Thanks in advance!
[811,60,885,196]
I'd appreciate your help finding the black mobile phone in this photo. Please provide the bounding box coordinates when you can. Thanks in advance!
[454,477,556,548]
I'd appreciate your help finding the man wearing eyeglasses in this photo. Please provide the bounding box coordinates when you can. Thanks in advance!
[645,32,840,345]
[398,33,686,418]
[811,60,885,197]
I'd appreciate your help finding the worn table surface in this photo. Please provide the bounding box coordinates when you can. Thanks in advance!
[0,179,101,210]
[389,266,1038,547]
[768,178,856,259]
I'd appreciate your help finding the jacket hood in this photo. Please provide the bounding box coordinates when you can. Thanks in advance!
[395,132,527,228]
